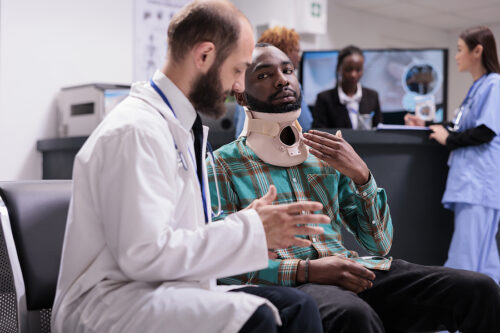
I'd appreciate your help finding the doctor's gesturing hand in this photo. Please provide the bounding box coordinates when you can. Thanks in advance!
[245,185,329,252]
[303,130,370,185]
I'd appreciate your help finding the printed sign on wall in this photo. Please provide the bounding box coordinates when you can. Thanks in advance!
[294,0,327,35]
[134,0,189,81]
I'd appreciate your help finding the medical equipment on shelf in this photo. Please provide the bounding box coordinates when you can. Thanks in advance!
[57,83,130,137]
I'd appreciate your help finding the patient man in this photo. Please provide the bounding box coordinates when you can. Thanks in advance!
[207,43,500,333]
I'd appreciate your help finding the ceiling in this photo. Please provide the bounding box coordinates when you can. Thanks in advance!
[335,0,500,32]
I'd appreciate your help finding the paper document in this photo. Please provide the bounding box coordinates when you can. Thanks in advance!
[376,123,430,131]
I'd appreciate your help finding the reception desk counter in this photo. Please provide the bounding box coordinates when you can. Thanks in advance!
[325,129,454,266]
[37,136,88,180]
[38,129,499,266]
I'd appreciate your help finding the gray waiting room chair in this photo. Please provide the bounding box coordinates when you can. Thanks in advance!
[0,181,71,333]
[0,180,444,333]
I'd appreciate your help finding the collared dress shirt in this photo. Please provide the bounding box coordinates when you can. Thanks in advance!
[338,83,363,129]
[207,137,393,287]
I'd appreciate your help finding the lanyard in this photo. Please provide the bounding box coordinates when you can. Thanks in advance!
[206,141,224,218]
[149,79,209,223]
[452,74,487,131]
[461,74,487,107]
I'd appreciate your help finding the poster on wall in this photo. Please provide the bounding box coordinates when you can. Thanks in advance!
[134,0,189,82]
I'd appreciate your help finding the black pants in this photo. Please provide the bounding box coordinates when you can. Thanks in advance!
[297,259,500,333]
[231,285,323,333]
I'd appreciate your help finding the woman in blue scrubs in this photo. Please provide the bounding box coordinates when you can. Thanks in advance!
[409,26,500,284]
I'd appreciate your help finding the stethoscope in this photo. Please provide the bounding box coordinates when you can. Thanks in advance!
[206,141,224,219]
[449,74,487,132]
[149,79,224,221]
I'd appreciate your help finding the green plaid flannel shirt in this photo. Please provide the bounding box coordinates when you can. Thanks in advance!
[207,137,393,287]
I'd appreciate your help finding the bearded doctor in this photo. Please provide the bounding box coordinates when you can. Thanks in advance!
[51,1,329,332]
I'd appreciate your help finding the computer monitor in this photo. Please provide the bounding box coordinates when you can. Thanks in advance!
[300,48,448,124]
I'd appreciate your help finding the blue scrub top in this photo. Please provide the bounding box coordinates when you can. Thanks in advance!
[442,73,500,210]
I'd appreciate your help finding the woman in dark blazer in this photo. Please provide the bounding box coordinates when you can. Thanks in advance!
[312,46,382,129]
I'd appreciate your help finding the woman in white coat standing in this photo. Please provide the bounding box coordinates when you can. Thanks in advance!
[406,26,500,284]
[51,1,329,332]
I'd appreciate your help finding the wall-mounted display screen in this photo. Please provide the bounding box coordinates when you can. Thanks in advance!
[300,48,448,124]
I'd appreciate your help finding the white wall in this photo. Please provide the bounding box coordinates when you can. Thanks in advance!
[232,0,486,121]
[0,0,133,180]
[316,2,451,50]
[1,0,499,180]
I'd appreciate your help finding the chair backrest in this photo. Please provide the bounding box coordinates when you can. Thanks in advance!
[0,180,71,332]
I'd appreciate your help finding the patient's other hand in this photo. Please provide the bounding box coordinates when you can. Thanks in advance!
[308,255,376,293]
[303,130,370,185]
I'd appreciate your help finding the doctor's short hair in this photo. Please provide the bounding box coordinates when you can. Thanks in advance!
[460,26,500,74]
[167,0,245,65]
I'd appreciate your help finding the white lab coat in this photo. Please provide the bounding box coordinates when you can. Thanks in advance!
[51,71,277,333]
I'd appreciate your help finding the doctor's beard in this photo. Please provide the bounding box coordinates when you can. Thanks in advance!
[244,88,302,114]
[189,61,229,119]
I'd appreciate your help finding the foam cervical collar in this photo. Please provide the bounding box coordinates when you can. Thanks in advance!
[241,108,308,167]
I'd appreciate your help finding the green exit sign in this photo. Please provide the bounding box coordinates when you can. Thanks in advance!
[311,2,321,17]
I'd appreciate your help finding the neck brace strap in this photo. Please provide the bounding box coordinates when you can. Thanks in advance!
[246,117,303,137]
[246,118,280,136]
